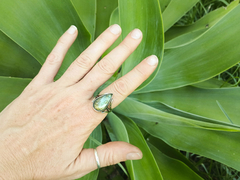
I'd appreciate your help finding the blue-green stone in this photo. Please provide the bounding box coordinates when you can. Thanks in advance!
[93,93,113,112]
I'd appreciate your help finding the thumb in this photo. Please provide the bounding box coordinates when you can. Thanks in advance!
[66,141,142,178]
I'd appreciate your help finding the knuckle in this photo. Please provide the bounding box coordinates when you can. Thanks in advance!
[103,150,115,166]
[57,37,67,46]
[134,66,147,78]
[113,79,129,96]
[97,58,115,75]
[98,34,111,45]
[120,42,132,54]
[46,53,59,65]
[75,53,92,69]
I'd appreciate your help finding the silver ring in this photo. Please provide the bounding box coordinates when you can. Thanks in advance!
[92,93,113,113]
[94,149,101,169]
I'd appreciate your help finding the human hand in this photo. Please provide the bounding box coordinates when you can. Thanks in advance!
[0,24,158,180]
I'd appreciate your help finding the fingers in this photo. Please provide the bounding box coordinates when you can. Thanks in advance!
[66,142,142,178]
[78,29,143,95]
[31,25,78,86]
[100,55,158,108]
[57,24,122,86]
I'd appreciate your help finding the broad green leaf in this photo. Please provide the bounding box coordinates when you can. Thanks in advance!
[165,29,206,49]
[77,125,102,180]
[102,7,122,57]
[115,98,240,132]
[148,143,203,180]
[0,31,41,78]
[94,0,118,38]
[144,102,218,125]
[114,98,240,170]
[147,135,202,176]
[164,0,239,48]
[192,78,233,89]
[162,0,199,32]
[131,86,240,125]
[137,5,240,92]
[159,0,171,12]
[118,0,164,90]
[0,77,31,112]
[165,0,239,42]
[0,0,91,79]
[106,113,163,180]
[71,0,96,41]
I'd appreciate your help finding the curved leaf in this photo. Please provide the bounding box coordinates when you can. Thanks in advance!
[192,78,233,89]
[0,31,41,78]
[165,29,206,49]
[106,113,163,180]
[148,143,203,180]
[147,135,201,176]
[71,0,96,41]
[131,86,240,125]
[102,7,121,57]
[114,98,240,170]
[137,4,240,92]
[0,0,91,79]
[159,0,171,12]
[118,0,164,90]
[162,0,199,32]
[165,0,239,42]
[94,0,118,38]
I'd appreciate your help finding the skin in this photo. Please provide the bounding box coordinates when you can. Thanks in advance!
[0,24,158,180]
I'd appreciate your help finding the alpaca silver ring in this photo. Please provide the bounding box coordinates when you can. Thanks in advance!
[94,149,101,169]
[92,93,113,113]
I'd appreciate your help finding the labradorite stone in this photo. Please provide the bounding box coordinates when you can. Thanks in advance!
[93,93,113,112]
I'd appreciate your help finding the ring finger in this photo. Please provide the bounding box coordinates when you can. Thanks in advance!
[90,55,158,118]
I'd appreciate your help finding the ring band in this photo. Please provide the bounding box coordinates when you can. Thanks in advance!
[94,149,101,169]
[93,93,113,113]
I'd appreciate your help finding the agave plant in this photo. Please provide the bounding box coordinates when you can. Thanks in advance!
[1,0,240,179]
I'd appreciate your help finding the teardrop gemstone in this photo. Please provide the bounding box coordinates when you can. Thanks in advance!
[93,93,113,112]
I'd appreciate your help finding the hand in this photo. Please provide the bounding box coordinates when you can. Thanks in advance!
[0,24,158,180]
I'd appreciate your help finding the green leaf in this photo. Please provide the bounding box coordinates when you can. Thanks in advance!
[106,112,163,180]
[71,0,96,41]
[94,0,118,38]
[165,0,239,48]
[0,77,31,112]
[147,135,202,176]
[137,4,240,92]
[192,78,233,89]
[114,98,240,170]
[0,0,91,79]
[131,86,240,125]
[118,0,164,90]
[165,0,239,42]
[162,0,199,32]
[148,143,203,180]
[77,125,102,180]
[159,0,171,12]
[102,7,122,57]
[165,29,206,49]
[0,31,41,78]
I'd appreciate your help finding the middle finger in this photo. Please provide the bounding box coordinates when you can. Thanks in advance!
[78,28,143,96]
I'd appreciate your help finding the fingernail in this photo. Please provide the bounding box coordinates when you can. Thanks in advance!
[109,24,121,35]
[67,25,77,34]
[126,153,142,160]
[131,29,142,39]
[147,55,158,66]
